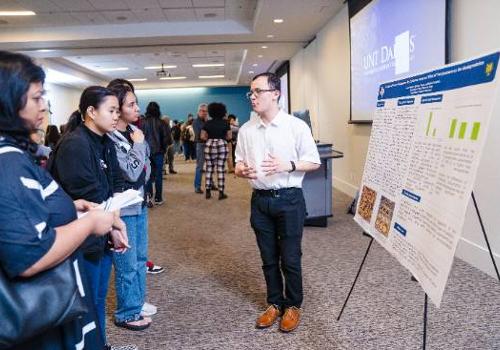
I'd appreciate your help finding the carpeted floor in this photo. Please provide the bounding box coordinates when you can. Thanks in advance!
[106,160,500,350]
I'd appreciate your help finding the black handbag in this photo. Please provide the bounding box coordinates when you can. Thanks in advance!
[0,257,88,349]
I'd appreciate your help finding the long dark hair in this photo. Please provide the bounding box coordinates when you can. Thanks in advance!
[45,124,61,146]
[145,101,161,119]
[64,86,116,134]
[0,51,45,150]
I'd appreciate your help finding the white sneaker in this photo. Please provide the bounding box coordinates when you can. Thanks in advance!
[140,302,157,317]
[106,345,138,350]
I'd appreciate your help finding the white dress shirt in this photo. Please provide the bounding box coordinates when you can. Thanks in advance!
[235,109,320,190]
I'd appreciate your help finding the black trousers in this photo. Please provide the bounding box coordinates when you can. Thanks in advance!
[250,187,306,308]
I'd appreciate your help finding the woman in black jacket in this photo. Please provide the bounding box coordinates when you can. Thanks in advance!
[50,86,129,346]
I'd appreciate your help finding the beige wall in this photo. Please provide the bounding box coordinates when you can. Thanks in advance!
[45,83,82,128]
[290,0,500,277]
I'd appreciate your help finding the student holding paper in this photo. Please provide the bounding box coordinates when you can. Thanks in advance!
[49,86,135,346]
[107,79,158,330]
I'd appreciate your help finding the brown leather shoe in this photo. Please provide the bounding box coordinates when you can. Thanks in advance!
[256,305,281,329]
[279,307,301,332]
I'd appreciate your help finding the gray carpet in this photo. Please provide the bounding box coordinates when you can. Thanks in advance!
[106,160,500,350]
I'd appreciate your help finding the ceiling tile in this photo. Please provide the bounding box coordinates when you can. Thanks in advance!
[49,0,94,11]
[192,0,223,8]
[157,0,192,9]
[123,0,161,10]
[206,50,224,57]
[163,8,196,21]
[187,50,206,58]
[101,10,138,24]
[87,0,129,11]
[132,8,166,22]
[194,7,224,21]
[71,11,108,25]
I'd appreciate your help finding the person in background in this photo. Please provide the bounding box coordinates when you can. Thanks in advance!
[228,114,239,172]
[30,128,51,167]
[235,72,320,333]
[200,102,231,200]
[161,115,176,174]
[171,119,182,155]
[142,101,168,206]
[49,86,132,348]
[193,103,208,194]
[0,50,124,350]
[45,124,60,148]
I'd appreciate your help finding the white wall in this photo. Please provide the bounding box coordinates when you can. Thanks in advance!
[290,0,500,278]
[45,83,82,127]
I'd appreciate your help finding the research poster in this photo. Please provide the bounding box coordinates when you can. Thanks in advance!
[354,52,500,306]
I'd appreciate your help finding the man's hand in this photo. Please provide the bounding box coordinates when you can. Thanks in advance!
[130,129,145,143]
[260,154,292,176]
[74,199,98,212]
[235,161,258,179]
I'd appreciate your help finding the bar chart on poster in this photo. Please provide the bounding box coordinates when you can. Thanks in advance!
[354,52,500,306]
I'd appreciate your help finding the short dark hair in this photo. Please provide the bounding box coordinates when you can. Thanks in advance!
[107,80,135,111]
[0,51,45,138]
[145,101,161,119]
[252,72,281,93]
[207,102,227,120]
[227,114,237,121]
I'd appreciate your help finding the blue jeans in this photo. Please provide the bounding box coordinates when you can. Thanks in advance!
[146,153,164,201]
[113,207,148,323]
[250,188,306,308]
[194,142,205,190]
[83,250,113,343]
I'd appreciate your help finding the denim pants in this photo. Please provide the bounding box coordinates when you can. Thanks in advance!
[83,250,113,343]
[194,142,205,190]
[113,207,148,323]
[146,152,164,201]
[250,188,306,308]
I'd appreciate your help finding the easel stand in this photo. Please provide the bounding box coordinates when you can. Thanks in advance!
[338,191,499,349]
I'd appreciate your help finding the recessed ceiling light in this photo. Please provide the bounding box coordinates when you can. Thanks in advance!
[204,13,217,18]
[199,75,224,79]
[36,49,54,53]
[257,55,263,58]
[0,11,36,16]
[96,67,129,72]
[266,34,274,38]
[128,78,148,82]
[144,65,177,69]
[248,71,254,74]
[273,18,284,23]
[116,16,127,21]
[261,46,268,49]
[192,63,225,68]
[252,64,258,67]
[160,76,186,80]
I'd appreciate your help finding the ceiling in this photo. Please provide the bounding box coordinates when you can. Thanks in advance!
[0,0,344,89]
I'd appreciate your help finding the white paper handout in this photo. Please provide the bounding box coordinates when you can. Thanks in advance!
[77,189,143,218]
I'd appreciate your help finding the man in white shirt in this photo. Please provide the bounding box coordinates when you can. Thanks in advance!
[235,72,320,333]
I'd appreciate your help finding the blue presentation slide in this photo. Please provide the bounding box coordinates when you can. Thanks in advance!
[350,0,446,122]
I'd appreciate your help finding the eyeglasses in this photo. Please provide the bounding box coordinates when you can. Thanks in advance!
[246,88,276,99]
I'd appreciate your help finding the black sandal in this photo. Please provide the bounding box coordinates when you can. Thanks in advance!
[114,316,151,331]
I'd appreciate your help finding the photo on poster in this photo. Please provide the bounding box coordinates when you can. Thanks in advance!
[375,196,395,237]
[357,185,377,222]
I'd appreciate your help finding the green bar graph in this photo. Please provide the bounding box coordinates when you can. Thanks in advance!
[449,118,457,138]
[458,122,467,139]
[426,112,433,136]
[470,122,481,140]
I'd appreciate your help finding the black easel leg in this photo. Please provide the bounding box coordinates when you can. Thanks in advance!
[337,235,374,321]
[471,192,500,281]
[423,294,428,350]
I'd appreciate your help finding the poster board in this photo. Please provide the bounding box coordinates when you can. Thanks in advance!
[354,52,500,306]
